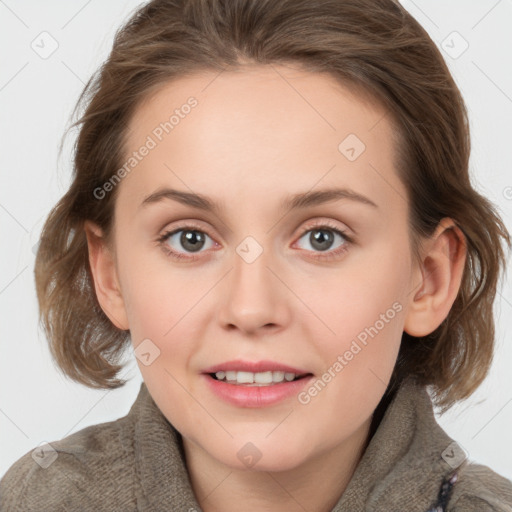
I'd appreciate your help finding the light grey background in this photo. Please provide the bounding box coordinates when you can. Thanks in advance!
[1,0,511,480]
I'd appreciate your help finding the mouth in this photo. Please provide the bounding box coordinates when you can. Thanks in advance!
[201,360,314,407]
[208,370,312,386]
[202,359,313,387]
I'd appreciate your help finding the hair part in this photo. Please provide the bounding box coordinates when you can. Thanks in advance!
[35,0,511,412]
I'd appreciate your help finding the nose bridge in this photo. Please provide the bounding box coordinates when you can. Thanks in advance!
[217,234,288,332]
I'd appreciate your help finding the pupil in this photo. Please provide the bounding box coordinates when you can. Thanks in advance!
[311,229,333,251]
[181,230,205,252]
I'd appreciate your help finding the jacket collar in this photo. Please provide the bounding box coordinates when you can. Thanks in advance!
[130,383,198,509]
[332,376,458,510]
[129,376,458,511]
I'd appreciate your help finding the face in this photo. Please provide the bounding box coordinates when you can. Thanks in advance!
[106,64,419,472]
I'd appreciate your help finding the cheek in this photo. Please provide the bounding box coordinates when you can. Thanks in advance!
[117,250,219,415]
[117,252,207,426]
[300,241,409,384]
[292,262,407,441]
[117,243,205,339]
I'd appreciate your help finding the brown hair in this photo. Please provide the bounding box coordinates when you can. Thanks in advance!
[35,0,510,412]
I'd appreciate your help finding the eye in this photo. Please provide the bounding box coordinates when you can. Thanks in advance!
[157,225,217,261]
[157,220,353,262]
[294,221,353,260]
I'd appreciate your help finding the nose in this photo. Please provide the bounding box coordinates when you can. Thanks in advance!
[217,242,291,335]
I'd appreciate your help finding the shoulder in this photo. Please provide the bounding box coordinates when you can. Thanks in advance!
[449,461,512,512]
[0,414,137,512]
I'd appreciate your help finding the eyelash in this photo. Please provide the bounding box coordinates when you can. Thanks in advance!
[156,220,354,262]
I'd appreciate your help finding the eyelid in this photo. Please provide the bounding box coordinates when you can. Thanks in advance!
[295,218,353,239]
[157,218,351,243]
[157,219,215,240]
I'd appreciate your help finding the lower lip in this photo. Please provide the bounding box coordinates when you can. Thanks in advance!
[202,374,314,408]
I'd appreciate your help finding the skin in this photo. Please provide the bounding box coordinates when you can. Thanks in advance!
[85,64,467,512]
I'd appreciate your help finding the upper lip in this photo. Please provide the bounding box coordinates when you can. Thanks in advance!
[202,359,311,375]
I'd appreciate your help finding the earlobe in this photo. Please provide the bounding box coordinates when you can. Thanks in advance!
[403,218,467,337]
[83,220,129,330]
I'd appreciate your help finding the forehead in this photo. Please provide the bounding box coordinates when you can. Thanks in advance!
[120,64,406,216]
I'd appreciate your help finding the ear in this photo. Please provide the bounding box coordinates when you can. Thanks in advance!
[84,220,129,330]
[404,218,467,337]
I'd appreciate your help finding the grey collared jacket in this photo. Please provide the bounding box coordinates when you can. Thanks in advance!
[1,377,511,511]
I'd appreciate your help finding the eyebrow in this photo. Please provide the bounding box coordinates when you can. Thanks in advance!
[140,186,378,213]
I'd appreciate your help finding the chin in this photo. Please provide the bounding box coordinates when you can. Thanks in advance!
[209,438,310,473]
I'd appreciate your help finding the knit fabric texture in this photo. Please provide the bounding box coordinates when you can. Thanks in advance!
[1,376,512,511]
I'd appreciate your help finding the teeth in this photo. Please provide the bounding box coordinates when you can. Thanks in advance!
[272,371,285,383]
[225,371,237,381]
[237,371,254,383]
[254,371,273,384]
[214,370,301,385]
